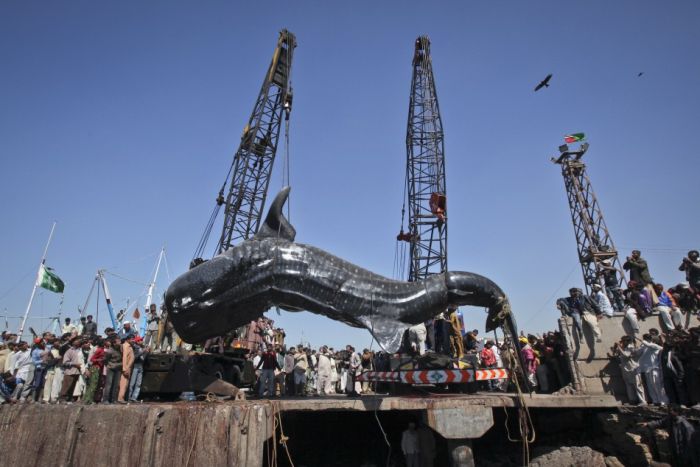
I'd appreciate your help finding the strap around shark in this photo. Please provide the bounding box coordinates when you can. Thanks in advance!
[254,186,297,241]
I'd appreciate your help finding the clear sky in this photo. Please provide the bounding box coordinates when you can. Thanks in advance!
[1,1,699,350]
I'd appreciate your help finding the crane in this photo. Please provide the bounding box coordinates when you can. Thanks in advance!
[551,141,627,311]
[193,29,296,261]
[397,36,448,282]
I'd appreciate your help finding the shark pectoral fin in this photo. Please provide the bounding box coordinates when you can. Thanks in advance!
[357,315,406,353]
[254,186,297,241]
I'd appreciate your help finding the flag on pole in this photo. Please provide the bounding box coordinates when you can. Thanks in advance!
[38,265,65,293]
[564,133,585,143]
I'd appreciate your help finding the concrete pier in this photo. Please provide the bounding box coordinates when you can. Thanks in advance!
[0,393,618,467]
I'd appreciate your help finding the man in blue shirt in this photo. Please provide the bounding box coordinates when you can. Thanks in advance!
[29,338,47,401]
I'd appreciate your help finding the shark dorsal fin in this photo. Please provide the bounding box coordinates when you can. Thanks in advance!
[255,186,296,241]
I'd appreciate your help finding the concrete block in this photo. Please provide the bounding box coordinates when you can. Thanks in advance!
[424,406,493,439]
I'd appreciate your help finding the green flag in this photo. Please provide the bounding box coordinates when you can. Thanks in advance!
[39,264,65,293]
[564,133,585,143]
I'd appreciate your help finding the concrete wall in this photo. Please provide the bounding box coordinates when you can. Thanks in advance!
[0,402,273,467]
[560,313,670,400]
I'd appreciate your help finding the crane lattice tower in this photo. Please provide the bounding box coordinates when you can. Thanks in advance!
[403,36,447,281]
[215,30,296,253]
[552,142,627,293]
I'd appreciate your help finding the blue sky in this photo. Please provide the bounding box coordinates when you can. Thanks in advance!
[1,1,699,349]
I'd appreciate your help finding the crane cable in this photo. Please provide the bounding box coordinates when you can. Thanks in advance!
[281,33,293,221]
[192,160,236,260]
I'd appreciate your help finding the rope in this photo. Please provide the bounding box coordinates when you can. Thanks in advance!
[103,270,150,287]
[268,401,294,467]
[521,264,578,328]
[501,344,536,466]
[373,403,392,467]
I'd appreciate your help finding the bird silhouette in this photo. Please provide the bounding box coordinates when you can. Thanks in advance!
[638,72,644,77]
[534,74,552,91]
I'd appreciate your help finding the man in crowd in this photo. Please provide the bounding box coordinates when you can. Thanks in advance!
[591,284,614,317]
[654,283,684,331]
[316,346,333,396]
[11,341,33,401]
[118,335,135,403]
[102,337,122,404]
[83,338,104,403]
[284,346,295,395]
[144,304,160,350]
[118,321,137,341]
[448,307,464,358]
[0,342,8,375]
[635,334,668,405]
[128,336,147,402]
[401,421,420,467]
[256,345,281,398]
[598,259,625,312]
[624,250,658,305]
[293,347,308,396]
[347,345,361,396]
[627,280,653,320]
[62,318,77,336]
[480,340,498,391]
[557,287,603,343]
[612,335,645,405]
[30,338,47,401]
[679,250,700,291]
[82,315,98,337]
[624,250,653,287]
[59,337,83,402]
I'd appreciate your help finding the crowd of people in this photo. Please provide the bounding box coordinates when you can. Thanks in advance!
[553,249,700,405]
[0,304,175,404]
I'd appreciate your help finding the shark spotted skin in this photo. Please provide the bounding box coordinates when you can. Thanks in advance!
[165,187,513,351]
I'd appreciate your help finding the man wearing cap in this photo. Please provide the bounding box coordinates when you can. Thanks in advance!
[128,336,147,402]
[59,337,83,402]
[118,321,136,340]
[591,284,614,318]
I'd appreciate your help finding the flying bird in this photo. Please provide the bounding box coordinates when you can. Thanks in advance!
[534,74,552,91]
[637,72,644,77]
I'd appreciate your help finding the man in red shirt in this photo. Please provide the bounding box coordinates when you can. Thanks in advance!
[256,346,281,398]
[480,340,497,391]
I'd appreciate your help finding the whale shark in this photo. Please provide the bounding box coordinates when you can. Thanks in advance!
[165,187,515,352]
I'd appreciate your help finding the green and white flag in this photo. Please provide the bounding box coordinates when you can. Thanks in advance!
[564,133,585,143]
[38,264,65,293]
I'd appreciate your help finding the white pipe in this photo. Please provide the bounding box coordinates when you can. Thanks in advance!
[18,222,56,339]
[141,247,165,334]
